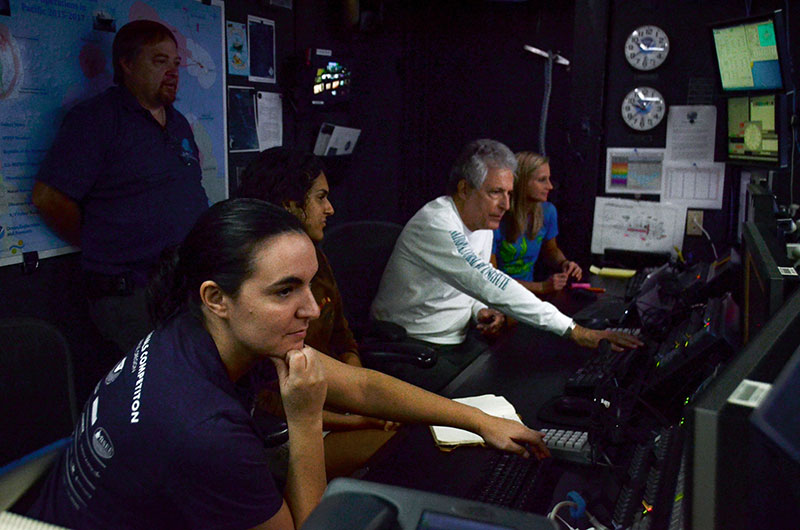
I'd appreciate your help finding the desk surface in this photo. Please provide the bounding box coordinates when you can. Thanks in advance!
[360,289,621,514]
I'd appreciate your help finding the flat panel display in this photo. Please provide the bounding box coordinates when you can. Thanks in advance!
[727,94,782,165]
[711,14,786,92]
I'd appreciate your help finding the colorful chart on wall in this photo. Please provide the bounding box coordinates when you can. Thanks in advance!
[0,0,227,267]
[605,147,665,195]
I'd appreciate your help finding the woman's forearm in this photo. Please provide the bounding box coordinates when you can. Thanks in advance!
[516,278,546,294]
[543,247,567,270]
[323,357,487,430]
[319,354,547,458]
[322,409,390,431]
[284,417,326,529]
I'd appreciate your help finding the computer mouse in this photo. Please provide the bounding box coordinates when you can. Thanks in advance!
[552,396,594,418]
[575,317,610,330]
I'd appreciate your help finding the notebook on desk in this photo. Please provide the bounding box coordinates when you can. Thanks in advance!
[430,395,522,450]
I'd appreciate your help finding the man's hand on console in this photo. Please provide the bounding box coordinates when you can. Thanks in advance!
[569,325,644,351]
[476,308,505,338]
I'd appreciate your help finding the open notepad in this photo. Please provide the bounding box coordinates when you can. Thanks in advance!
[430,394,523,450]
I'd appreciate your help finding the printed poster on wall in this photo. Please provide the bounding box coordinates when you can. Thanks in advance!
[228,86,259,152]
[247,15,276,83]
[226,21,249,77]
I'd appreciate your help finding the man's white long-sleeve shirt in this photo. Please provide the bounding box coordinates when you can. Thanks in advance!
[371,196,573,344]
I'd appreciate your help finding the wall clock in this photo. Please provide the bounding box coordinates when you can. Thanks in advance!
[625,25,669,71]
[621,87,666,131]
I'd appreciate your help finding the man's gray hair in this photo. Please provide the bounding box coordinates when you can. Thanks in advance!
[447,139,517,194]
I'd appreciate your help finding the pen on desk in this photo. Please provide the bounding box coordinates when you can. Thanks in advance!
[569,283,606,293]
[585,287,606,293]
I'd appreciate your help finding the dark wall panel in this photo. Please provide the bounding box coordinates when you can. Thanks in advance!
[394,1,576,221]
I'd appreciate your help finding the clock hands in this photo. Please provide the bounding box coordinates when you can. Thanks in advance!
[626,26,668,72]
[622,86,665,130]
[634,88,661,102]
[637,41,666,52]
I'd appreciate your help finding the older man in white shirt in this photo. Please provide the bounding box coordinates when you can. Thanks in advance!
[371,139,641,390]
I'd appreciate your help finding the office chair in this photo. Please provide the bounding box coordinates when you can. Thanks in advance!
[321,221,436,370]
[0,318,77,513]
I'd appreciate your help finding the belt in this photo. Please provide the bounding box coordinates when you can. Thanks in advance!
[84,271,140,298]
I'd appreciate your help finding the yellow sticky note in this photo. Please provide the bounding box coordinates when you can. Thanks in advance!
[590,266,637,278]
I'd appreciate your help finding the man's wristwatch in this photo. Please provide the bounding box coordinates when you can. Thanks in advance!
[563,320,577,337]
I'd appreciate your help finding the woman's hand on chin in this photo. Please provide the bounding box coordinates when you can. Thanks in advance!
[272,346,327,424]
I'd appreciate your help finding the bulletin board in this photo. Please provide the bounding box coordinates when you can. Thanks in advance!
[0,0,227,267]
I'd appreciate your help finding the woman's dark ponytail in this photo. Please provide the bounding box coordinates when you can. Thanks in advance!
[146,198,305,327]
[147,244,188,327]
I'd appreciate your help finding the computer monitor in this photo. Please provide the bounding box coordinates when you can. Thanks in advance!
[751,343,800,464]
[0,438,69,512]
[725,92,790,166]
[745,181,778,224]
[710,10,791,93]
[303,478,557,530]
[309,49,351,106]
[687,286,800,529]
[741,221,800,343]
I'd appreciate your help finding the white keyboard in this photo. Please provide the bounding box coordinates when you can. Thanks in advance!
[0,511,67,529]
[609,327,642,337]
[540,428,592,464]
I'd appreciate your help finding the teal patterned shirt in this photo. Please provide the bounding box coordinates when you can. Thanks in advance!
[492,202,559,282]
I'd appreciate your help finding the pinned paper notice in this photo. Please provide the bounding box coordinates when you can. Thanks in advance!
[665,105,717,162]
[313,123,360,156]
[661,161,725,210]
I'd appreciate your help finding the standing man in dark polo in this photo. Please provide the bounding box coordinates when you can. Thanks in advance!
[32,20,208,354]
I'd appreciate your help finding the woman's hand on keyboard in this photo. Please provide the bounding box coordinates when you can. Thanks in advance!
[477,416,551,460]
[570,325,644,351]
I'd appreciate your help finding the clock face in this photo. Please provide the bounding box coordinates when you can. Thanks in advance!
[621,87,666,131]
[743,122,763,151]
[625,25,669,71]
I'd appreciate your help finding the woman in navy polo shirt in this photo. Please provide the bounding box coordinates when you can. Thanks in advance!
[492,152,582,295]
[30,199,549,530]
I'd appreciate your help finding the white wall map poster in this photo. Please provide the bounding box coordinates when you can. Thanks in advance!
[0,0,227,267]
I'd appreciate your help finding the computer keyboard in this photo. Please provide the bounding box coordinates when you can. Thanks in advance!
[612,425,684,530]
[609,327,642,337]
[469,452,555,514]
[647,297,724,386]
[625,267,656,300]
[641,295,737,421]
[564,346,641,398]
[540,428,592,464]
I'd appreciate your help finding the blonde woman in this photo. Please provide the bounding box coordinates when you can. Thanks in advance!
[492,152,582,294]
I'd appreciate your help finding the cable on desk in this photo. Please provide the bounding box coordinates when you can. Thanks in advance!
[548,499,610,530]
[601,383,672,430]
